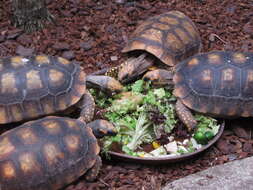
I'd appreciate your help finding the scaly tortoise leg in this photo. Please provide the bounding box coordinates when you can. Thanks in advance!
[85,156,102,182]
[175,100,197,132]
[118,53,154,84]
[77,91,95,123]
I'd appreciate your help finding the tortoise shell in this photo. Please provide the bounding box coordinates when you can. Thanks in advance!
[173,51,253,117]
[0,55,86,124]
[122,10,202,66]
[0,116,99,190]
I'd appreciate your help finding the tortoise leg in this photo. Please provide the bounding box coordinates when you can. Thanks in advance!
[175,100,197,131]
[118,53,154,84]
[77,91,95,123]
[86,75,123,95]
[85,156,102,182]
[87,119,117,138]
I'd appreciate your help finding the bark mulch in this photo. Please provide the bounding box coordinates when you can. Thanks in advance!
[0,0,253,190]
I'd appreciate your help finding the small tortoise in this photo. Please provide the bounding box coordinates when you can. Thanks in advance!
[173,51,253,131]
[110,10,202,83]
[0,55,123,124]
[0,116,116,190]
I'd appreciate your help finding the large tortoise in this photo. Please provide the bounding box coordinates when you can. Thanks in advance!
[0,116,116,190]
[0,55,123,124]
[109,10,202,83]
[173,51,253,131]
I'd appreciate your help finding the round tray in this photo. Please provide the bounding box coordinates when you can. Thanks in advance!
[103,121,225,164]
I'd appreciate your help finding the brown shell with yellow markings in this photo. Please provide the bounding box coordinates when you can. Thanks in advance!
[0,116,99,190]
[173,51,253,118]
[122,10,202,66]
[0,55,86,124]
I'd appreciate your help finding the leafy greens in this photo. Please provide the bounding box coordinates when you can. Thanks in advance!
[90,79,220,157]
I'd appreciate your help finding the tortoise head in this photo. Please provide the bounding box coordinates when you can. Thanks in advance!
[118,53,154,84]
[87,120,117,138]
[142,69,174,88]
[86,75,123,95]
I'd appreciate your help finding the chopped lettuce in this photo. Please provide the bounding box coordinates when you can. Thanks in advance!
[131,79,144,93]
[126,112,153,151]
[195,114,220,135]
[148,146,167,157]
[109,92,143,114]
[153,88,166,99]
[91,79,220,157]
[143,90,157,105]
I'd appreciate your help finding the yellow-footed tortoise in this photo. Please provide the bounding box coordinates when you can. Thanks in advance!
[0,116,117,190]
[108,10,202,83]
[173,51,253,131]
[0,55,123,124]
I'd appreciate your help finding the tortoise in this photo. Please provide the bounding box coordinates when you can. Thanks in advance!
[108,10,202,83]
[142,68,174,87]
[173,51,253,131]
[0,55,123,124]
[0,116,117,190]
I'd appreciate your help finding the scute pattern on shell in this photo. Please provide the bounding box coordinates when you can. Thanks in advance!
[0,56,86,124]
[0,116,99,190]
[173,51,253,117]
[122,11,202,66]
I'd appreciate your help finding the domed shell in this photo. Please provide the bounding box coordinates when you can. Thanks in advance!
[173,51,253,117]
[0,55,86,124]
[0,116,99,190]
[122,10,202,66]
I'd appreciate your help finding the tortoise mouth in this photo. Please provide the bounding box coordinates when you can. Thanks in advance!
[107,129,117,136]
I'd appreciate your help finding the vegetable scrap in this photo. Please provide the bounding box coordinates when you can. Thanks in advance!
[90,80,220,158]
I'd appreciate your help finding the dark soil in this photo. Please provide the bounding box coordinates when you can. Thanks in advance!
[0,0,253,190]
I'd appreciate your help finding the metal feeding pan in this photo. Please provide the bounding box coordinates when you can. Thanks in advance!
[103,121,225,165]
